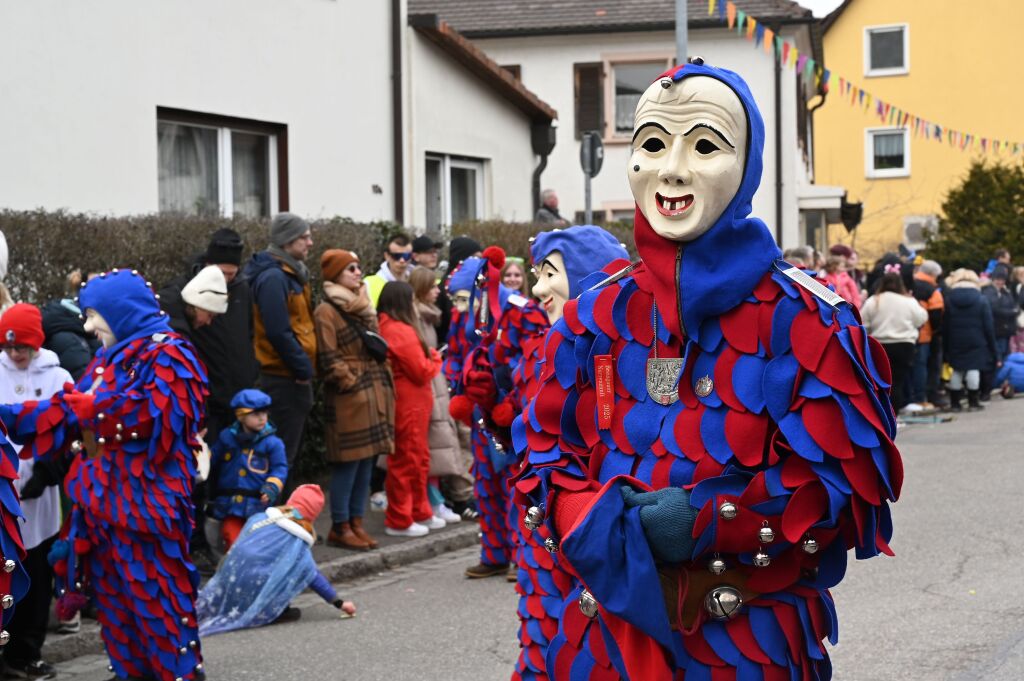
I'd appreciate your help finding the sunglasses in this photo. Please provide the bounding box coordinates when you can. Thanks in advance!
[387,251,413,261]
[345,263,362,273]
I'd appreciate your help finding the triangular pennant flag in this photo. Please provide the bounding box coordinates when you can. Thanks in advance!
[709,0,717,15]
[789,46,799,68]
[797,54,809,74]
[858,89,865,106]
[727,1,737,28]
[755,23,765,47]
[821,69,831,91]
[764,28,774,54]
[737,10,746,34]
[747,17,758,40]
[775,35,784,58]
[865,93,872,110]
[719,0,727,21]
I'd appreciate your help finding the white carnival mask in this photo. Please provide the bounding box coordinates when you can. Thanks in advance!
[628,75,747,242]
[452,289,473,314]
[531,251,571,323]
[83,309,116,348]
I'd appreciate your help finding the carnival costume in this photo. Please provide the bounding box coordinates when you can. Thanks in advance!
[445,251,521,572]
[0,423,29,648]
[514,63,901,680]
[500,227,629,681]
[0,270,207,681]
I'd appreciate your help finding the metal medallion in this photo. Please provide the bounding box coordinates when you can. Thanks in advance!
[694,375,714,398]
[646,358,683,405]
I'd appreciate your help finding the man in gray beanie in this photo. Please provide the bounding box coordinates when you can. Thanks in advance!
[244,213,316,485]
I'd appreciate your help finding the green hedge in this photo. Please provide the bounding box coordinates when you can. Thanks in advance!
[1,210,636,480]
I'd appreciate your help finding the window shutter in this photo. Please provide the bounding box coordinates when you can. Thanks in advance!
[574,62,604,140]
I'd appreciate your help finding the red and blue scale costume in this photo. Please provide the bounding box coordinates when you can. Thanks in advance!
[513,63,902,681]
[0,422,29,644]
[499,227,630,681]
[445,251,522,570]
[0,270,207,681]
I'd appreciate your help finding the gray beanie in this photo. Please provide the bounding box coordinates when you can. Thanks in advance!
[270,212,310,247]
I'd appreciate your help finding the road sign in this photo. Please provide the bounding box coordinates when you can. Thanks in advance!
[580,131,604,178]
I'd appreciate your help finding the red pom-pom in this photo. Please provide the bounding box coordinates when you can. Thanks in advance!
[449,395,474,425]
[73,538,90,555]
[482,246,506,270]
[491,399,516,427]
[53,562,67,577]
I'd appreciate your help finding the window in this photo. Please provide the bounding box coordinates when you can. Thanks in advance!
[611,61,666,135]
[865,127,910,178]
[864,24,909,77]
[574,62,604,140]
[156,108,287,217]
[425,154,484,231]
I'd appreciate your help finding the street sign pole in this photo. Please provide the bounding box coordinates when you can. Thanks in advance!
[580,131,604,225]
[676,0,687,64]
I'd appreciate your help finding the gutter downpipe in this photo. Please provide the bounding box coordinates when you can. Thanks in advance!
[391,0,405,224]
[532,156,548,216]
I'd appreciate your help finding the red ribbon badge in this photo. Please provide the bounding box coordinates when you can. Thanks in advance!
[595,355,614,429]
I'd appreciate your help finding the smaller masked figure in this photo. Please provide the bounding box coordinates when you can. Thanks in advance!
[0,424,29,644]
[1,270,207,681]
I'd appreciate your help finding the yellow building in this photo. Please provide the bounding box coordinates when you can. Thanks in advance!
[813,0,1023,262]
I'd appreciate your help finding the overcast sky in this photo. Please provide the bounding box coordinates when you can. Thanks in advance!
[798,0,845,17]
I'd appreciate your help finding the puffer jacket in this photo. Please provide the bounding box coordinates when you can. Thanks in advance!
[245,251,316,380]
[416,301,462,476]
[41,299,100,380]
[943,286,998,371]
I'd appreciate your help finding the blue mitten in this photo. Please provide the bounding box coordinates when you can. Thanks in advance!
[260,482,281,505]
[621,485,697,564]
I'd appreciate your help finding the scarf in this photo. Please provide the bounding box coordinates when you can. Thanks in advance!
[268,245,309,285]
[323,281,377,329]
[415,300,441,326]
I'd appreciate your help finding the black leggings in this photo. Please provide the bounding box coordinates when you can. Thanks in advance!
[882,342,916,411]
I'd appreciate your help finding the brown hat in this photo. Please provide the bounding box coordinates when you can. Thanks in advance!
[321,249,359,283]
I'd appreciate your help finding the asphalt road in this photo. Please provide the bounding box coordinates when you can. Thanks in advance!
[52,398,1024,680]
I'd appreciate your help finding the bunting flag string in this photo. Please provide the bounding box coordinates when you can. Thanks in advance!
[707,1,1020,155]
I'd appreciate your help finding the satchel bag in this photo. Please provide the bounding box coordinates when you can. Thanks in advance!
[336,307,388,364]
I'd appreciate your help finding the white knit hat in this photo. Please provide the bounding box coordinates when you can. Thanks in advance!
[181,265,228,314]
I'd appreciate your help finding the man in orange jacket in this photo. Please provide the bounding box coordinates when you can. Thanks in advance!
[911,260,945,409]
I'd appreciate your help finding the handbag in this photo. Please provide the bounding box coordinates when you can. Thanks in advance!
[336,307,388,364]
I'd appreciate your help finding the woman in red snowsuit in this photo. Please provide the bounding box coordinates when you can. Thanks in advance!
[377,282,443,536]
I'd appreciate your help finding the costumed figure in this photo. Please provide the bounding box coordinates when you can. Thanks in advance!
[197,484,355,635]
[444,250,523,578]
[514,61,902,679]
[208,389,288,550]
[0,424,29,651]
[497,227,630,681]
[0,270,208,681]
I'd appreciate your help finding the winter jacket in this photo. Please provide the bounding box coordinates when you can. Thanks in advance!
[41,299,101,380]
[415,301,462,477]
[996,352,1024,390]
[364,262,403,308]
[911,273,944,344]
[245,251,316,380]
[314,297,395,463]
[943,286,998,371]
[823,270,861,308]
[160,261,259,413]
[860,291,927,344]
[209,422,288,520]
[378,314,441,408]
[982,285,1019,339]
[0,348,70,549]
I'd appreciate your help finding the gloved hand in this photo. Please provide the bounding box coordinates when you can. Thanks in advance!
[621,485,697,564]
[20,459,67,500]
[464,368,497,410]
[62,391,97,422]
[260,482,281,505]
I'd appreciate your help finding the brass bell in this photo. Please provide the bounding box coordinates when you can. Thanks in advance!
[524,506,544,531]
[0,630,9,646]
[753,551,771,567]
[704,585,743,620]
[708,557,727,575]
[718,502,738,520]
[802,537,819,554]
[1,595,13,609]
[578,589,599,619]
[2,560,15,573]
[544,537,559,553]
[759,526,775,544]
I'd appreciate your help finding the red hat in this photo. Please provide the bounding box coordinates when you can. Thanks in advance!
[0,303,44,351]
[287,484,325,521]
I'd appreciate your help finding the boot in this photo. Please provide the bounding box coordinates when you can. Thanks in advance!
[947,390,963,412]
[327,521,370,551]
[967,389,985,411]
[350,516,378,549]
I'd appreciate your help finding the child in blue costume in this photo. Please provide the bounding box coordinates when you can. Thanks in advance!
[208,388,288,549]
[515,62,902,680]
[198,484,355,635]
[0,269,207,681]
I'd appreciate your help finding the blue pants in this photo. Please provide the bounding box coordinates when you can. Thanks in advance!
[329,458,374,524]
[911,342,930,403]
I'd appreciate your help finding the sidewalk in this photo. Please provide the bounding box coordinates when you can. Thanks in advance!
[41,500,481,664]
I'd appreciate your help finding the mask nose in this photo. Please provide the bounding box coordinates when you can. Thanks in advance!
[657,137,692,186]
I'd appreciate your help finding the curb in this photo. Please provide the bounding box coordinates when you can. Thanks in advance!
[41,523,480,664]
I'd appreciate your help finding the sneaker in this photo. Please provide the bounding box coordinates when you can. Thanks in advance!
[433,504,462,523]
[270,606,302,625]
[4,659,57,679]
[56,611,81,634]
[190,545,219,577]
[450,499,479,520]
[369,491,388,512]
[465,562,510,579]
[384,522,429,537]
[418,515,446,530]
[901,403,924,413]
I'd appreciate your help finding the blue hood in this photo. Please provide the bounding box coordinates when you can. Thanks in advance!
[78,270,171,350]
[633,62,782,342]
[531,225,630,300]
